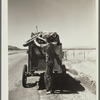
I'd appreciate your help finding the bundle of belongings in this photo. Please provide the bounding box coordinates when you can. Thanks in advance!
[23,32,63,71]
[23,32,65,93]
[23,31,61,47]
[23,31,63,73]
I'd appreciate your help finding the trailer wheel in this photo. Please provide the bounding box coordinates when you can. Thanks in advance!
[22,65,27,87]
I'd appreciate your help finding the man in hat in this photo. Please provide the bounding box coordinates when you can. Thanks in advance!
[44,42,62,93]
[32,32,62,93]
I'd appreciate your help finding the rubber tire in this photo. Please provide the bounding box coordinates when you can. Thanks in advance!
[22,65,27,87]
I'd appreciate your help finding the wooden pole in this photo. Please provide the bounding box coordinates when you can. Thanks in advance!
[36,26,38,32]
[73,50,75,57]
[65,51,67,59]
[84,51,85,59]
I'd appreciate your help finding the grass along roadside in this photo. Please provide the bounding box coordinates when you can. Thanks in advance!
[63,59,97,95]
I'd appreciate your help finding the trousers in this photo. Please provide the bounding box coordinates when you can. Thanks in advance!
[44,44,62,91]
[44,57,54,91]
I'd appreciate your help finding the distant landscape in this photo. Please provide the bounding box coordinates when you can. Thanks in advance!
[8,45,28,50]
[8,45,27,55]
[8,45,97,95]
[8,45,96,51]
[8,45,21,50]
[8,45,96,62]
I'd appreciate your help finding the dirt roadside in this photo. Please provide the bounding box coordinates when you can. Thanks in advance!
[8,51,97,100]
[63,60,97,95]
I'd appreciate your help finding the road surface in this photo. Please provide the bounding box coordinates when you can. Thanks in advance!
[9,51,96,100]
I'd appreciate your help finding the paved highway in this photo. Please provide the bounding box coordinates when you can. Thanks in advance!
[8,52,96,100]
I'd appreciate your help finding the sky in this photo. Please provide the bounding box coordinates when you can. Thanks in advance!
[8,0,97,49]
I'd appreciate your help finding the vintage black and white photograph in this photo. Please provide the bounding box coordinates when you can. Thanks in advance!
[7,0,98,100]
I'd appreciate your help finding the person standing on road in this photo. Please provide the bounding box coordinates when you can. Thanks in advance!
[31,32,63,93]
[44,42,62,93]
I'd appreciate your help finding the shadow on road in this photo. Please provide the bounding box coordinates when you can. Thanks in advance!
[38,73,85,94]
[25,73,85,94]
